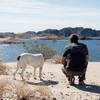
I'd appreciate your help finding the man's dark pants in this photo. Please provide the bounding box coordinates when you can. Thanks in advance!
[62,66,86,83]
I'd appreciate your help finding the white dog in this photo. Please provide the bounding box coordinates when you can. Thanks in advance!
[14,53,44,80]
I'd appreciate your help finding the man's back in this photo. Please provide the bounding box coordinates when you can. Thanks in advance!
[63,42,88,71]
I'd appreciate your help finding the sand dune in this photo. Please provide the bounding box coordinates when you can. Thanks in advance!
[0,62,100,100]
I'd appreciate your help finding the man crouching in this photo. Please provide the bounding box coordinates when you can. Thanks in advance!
[61,34,88,85]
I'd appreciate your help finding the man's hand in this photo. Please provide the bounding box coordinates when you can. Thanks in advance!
[61,57,67,65]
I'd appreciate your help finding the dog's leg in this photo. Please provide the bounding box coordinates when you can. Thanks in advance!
[13,64,20,80]
[20,67,26,80]
[34,67,36,80]
[39,67,43,80]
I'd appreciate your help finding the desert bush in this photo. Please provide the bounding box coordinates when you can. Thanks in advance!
[0,80,54,100]
[47,55,62,64]
[53,55,62,64]
[0,62,9,75]
[0,80,28,100]
[24,42,56,59]
[31,86,53,100]
[0,80,16,99]
[14,83,54,100]
[14,82,29,100]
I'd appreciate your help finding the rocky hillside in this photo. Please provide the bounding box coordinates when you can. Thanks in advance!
[0,27,100,39]
[15,31,36,39]
[36,27,100,39]
[0,32,15,38]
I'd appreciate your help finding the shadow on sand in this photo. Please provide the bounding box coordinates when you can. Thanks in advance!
[26,79,58,86]
[74,83,100,94]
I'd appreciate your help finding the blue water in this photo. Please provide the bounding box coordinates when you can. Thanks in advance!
[0,40,100,62]
[0,44,26,62]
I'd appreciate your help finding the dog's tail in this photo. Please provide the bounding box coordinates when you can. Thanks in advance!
[17,55,21,61]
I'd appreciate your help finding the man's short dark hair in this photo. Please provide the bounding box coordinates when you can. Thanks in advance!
[69,34,79,43]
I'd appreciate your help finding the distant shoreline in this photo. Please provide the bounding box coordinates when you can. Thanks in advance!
[0,37,100,44]
[0,37,25,44]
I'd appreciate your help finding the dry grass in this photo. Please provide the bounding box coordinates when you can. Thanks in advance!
[0,80,16,99]
[0,62,9,75]
[31,86,53,100]
[51,55,62,64]
[0,80,54,100]
[15,82,30,100]
[15,85,54,100]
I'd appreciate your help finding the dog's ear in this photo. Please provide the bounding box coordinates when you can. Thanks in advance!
[17,56,21,61]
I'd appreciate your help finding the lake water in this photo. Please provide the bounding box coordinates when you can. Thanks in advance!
[0,40,100,62]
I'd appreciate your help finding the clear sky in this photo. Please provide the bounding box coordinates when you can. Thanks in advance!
[0,0,100,33]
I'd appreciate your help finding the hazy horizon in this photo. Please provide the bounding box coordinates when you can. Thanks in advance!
[0,0,100,33]
[0,26,100,34]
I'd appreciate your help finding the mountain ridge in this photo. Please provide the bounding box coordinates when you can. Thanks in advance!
[0,27,100,39]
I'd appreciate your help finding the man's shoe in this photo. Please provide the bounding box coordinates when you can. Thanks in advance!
[69,81,75,85]
[69,77,75,86]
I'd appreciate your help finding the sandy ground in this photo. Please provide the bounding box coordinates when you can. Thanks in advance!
[0,62,100,100]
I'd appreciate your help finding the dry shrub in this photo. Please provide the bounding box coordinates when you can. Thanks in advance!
[0,80,54,100]
[0,62,9,75]
[15,82,30,100]
[31,86,53,100]
[24,43,56,60]
[52,55,62,64]
[0,80,31,100]
[0,80,7,96]
[0,80,16,99]
[16,85,54,100]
